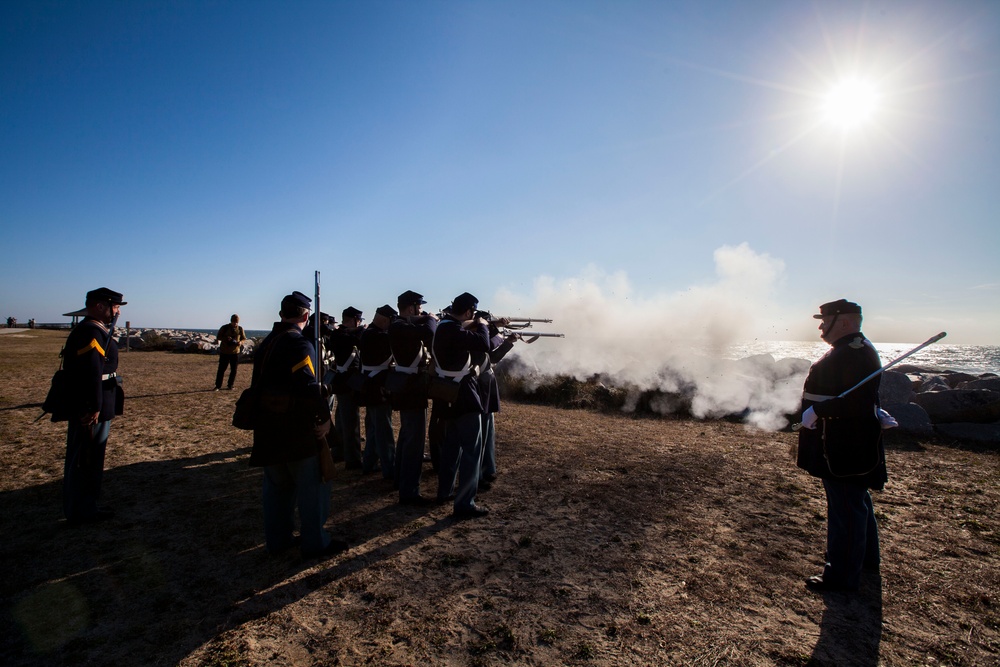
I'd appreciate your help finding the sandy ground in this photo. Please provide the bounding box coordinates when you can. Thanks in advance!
[1,329,998,666]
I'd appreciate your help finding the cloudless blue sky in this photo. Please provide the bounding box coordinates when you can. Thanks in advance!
[2,0,998,344]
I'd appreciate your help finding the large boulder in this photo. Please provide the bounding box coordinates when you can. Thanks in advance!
[912,389,1000,424]
[958,377,1000,392]
[238,339,257,361]
[879,371,914,406]
[121,335,145,350]
[882,402,934,437]
[916,375,951,393]
[935,421,1000,444]
[941,371,979,388]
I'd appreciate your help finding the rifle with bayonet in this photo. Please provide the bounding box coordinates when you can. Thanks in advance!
[502,330,564,343]
[472,311,564,342]
[475,312,552,327]
[501,317,552,329]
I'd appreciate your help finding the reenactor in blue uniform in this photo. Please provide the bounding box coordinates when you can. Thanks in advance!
[62,287,126,525]
[797,299,886,592]
[388,290,438,505]
[432,293,492,519]
[329,307,365,469]
[358,304,397,480]
[248,291,346,559]
[303,311,336,359]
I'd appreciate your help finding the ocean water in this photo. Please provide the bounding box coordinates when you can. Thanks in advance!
[723,340,1000,376]
[168,329,999,375]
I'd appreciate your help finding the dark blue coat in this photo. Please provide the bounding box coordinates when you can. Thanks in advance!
[330,326,363,371]
[388,314,437,411]
[432,315,491,416]
[249,322,331,466]
[796,332,887,489]
[358,324,393,407]
[63,318,120,422]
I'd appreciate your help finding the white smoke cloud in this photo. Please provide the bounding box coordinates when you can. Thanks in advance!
[491,243,806,430]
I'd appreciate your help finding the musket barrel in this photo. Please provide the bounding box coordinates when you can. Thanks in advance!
[505,317,553,323]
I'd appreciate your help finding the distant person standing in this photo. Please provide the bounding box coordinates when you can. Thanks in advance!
[249,291,346,559]
[797,299,887,593]
[62,287,126,525]
[215,314,247,391]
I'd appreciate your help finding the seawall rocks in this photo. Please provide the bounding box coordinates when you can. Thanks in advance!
[117,328,258,360]
[881,366,1000,443]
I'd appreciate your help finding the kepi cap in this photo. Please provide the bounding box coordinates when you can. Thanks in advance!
[342,306,363,319]
[397,290,427,307]
[375,304,398,318]
[281,291,312,312]
[813,299,862,319]
[87,287,127,306]
[451,292,478,313]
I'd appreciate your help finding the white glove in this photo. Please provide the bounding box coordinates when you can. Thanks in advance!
[800,406,819,430]
[877,408,898,429]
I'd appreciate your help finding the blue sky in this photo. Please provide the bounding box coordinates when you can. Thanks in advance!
[2,0,998,345]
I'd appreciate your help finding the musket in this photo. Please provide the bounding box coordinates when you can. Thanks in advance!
[501,329,564,343]
[313,270,322,375]
[474,311,552,325]
[791,331,947,431]
[490,316,554,331]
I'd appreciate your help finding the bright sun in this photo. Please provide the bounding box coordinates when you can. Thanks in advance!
[822,78,880,130]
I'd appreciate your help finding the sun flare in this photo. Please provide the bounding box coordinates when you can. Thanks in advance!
[822,78,880,130]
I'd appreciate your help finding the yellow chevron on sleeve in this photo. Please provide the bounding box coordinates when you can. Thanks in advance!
[292,356,315,376]
[77,338,106,357]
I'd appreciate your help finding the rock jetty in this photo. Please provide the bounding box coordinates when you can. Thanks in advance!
[116,328,257,360]
[882,364,1000,444]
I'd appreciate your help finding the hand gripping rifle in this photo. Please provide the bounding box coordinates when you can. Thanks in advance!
[791,331,947,431]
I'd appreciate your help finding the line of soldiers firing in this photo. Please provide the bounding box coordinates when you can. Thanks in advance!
[302,289,562,519]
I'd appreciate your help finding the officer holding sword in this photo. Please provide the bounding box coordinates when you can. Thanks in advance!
[796,298,887,593]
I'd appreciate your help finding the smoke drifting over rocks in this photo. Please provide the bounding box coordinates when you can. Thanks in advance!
[492,244,808,430]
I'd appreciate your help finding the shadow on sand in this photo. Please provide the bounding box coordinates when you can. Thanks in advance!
[808,574,883,666]
[0,449,449,667]
[0,391,218,414]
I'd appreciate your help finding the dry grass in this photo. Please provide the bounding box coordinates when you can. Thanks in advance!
[1,329,998,666]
